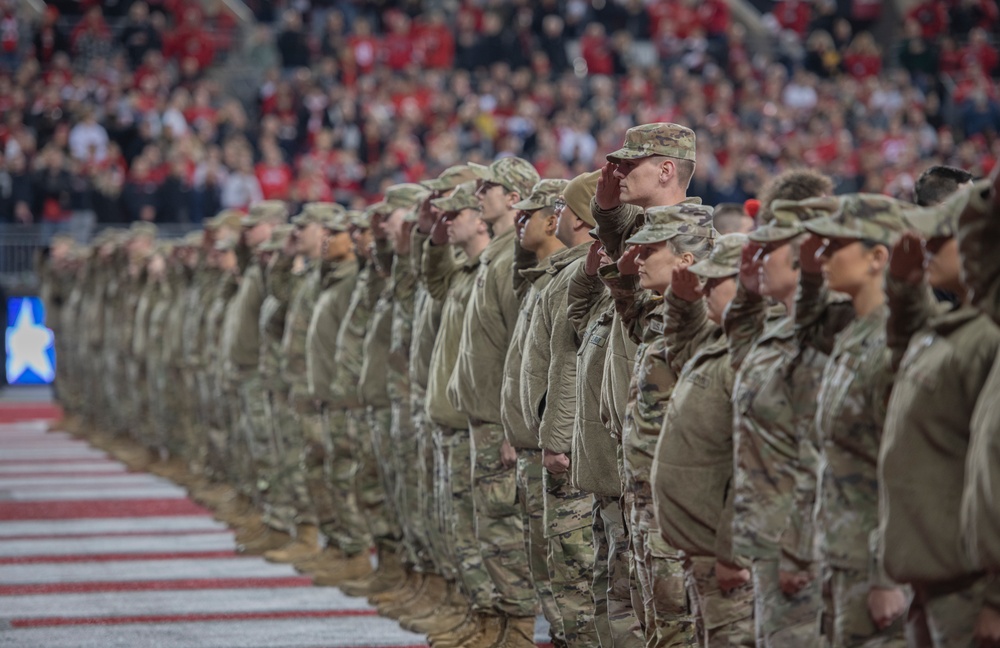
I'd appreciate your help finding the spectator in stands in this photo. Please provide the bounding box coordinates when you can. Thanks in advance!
[120,2,161,69]
[70,6,112,72]
[68,109,110,164]
[255,140,292,201]
[32,6,69,68]
[220,145,262,210]
[277,9,310,71]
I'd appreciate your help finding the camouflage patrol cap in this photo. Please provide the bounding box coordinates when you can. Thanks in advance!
[803,194,911,247]
[512,179,570,211]
[129,221,158,238]
[421,165,481,192]
[607,123,697,163]
[625,204,716,245]
[375,183,431,215]
[205,208,244,232]
[749,196,842,244]
[257,224,295,252]
[350,209,371,229]
[179,231,204,248]
[904,179,989,240]
[689,233,749,279]
[214,236,238,252]
[242,200,289,227]
[431,181,481,214]
[292,202,348,230]
[472,157,540,197]
[563,170,601,226]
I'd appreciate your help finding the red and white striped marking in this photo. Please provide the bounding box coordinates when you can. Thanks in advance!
[0,406,428,648]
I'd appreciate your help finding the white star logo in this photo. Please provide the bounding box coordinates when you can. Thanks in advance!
[6,299,55,384]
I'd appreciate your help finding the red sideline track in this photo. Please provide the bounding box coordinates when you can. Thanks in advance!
[0,576,313,596]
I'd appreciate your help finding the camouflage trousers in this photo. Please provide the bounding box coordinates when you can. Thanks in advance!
[147,357,169,455]
[323,408,370,557]
[125,359,150,445]
[751,558,823,648]
[102,352,124,434]
[593,495,645,648]
[516,449,565,639]
[426,422,455,580]
[399,384,438,576]
[367,405,403,547]
[544,468,598,647]
[906,575,990,648]
[436,424,495,611]
[628,485,697,648]
[180,369,201,469]
[391,399,429,570]
[469,421,537,618]
[824,567,907,648]
[235,370,273,505]
[258,388,311,533]
[359,407,398,550]
[685,555,755,647]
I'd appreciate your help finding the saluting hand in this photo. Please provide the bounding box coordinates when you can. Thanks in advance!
[889,231,926,285]
[595,162,622,211]
[617,245,641,276]
[417,195,437,235]
[430,212,451,246]
[739,242,763,295]
[799,234,825,275]
[671,266,702,302]
[585,239,604,277]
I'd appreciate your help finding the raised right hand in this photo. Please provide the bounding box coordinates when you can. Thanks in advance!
[889,231,926,285]
[595,162,622,211]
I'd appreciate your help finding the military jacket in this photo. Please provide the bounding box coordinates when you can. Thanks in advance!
[409,231,444,394]
[330,260,379,410]
[448,227,518,423]
[281,261,325,393]
[221,263,266,371]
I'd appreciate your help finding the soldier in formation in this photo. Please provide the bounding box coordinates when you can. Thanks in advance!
[44,122,1000,648]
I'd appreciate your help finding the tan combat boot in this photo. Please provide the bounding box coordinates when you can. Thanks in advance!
[406,581,469,634]
[237,527,291,555]
[495,615,535,648]
[373,570,421,612]
[339,549,405,597]
[461,613,505,648]
[431,611,482,648]
[263,524,321,563]
[294,545,344,573]
[310,552,373,587]
[392,572,448,623]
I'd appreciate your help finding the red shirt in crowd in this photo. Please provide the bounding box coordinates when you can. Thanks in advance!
[256,161,292,200]
[580,32,614,75]
[347,35,379,74]
[414,20,455,69]
[773,0,812,36]
[907,0,949,38]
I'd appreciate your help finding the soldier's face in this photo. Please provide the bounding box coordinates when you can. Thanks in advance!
[817,237,881,297]
[704,276,737,325]
[613,157,666,208]
[760,241,800,303]
[554,197,577,245]
[246,222,273,248]
[351,227,373,259]
[477,182,509,223]
[518,208,555,253]
[296,222,325,259]
[925,236,963,293]
[324,230,353,262]
[635,241,684,294]
[446,208,482,246]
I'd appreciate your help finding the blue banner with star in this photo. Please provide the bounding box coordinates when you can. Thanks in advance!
[6,297,56,385]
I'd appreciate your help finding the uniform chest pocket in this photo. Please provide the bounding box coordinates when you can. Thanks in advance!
[818,353,862,434]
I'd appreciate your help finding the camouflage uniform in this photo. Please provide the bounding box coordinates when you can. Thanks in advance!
[880,190,1000,643]
[201,251,240,482]
[801,197,912,648]
[501,230,566,640]
[410,227,449,577]
[525,243,597,648]
[424,185,497,613]
[957,182,1000,574]
[130,265,157,448]
[568,257,638,648]
[219,201,289,503]
[144,251,174,456]
[449,161,541,630]
[652,234,755,647]
[726,200,842,647]
[601,201,710,648]
[258,226,302,535]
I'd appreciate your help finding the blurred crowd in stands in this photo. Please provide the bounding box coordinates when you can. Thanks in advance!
[1,0,999,229]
